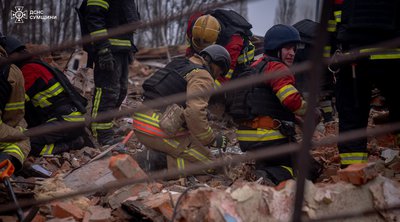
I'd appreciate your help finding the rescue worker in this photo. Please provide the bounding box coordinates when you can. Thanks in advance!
[79,0,140,145]
[186,9,255,86]
[133,45,231,173]
[0,33,30,172]
[227,24,308,185]
[3,36,90,156]
[332,0,400,167]
[293,19,335,123]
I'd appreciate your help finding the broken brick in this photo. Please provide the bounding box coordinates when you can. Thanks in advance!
[338,163,378,185]
[51,201,84,220]
[31,214,46,222]
[109,154,147,180]
[107,183,151,209]
[149,182,164,193]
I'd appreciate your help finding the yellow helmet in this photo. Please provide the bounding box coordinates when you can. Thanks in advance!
[191,15,221,53]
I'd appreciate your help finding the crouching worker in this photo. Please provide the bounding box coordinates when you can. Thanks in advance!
[227,25,311,185]
[3,36,91,156]
[133,45,231,174]
[0,35,30,172]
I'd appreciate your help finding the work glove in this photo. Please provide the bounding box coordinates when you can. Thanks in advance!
[97,47,115,71]
[211,134,228,151]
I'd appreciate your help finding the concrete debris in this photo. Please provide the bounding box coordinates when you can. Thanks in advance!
[381,149,400,164]
[369,176,400,221]
[64,157,115,190]
[82,206,112,222]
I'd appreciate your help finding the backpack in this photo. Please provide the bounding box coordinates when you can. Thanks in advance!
[207,9,253,46]
[31,60,88,114]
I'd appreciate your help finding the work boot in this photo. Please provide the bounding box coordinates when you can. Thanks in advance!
[97,129,122,146]
[52,136,86,155]
[260,166,294,186]
[135,148,167,172]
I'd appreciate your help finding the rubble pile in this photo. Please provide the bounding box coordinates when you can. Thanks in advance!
[1,46,399,222]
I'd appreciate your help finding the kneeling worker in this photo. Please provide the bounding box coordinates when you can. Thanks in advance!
[3,36,90,156]
[133,45,230,173]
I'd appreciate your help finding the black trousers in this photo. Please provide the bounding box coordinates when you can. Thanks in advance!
[91,52,130,137]
[30,119,86,156]
[336,59,400,155]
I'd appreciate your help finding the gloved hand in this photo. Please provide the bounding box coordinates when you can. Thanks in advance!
[211,134,228,151]
[97,47,115,71]
[0,152,11,163]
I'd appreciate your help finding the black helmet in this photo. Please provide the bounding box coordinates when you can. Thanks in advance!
[199,44,231,75]
[264,24,302,52]
[293,19,319,44]
[3,36,26,55]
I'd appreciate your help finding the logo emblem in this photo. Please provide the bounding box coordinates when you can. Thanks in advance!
[11,6,28,23]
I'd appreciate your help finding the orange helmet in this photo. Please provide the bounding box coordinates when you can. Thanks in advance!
[191,15,221,53]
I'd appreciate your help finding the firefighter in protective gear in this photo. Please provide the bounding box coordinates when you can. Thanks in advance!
[186,9,255,86]
[133,45,231,174]
[332,0,400,167]
[3,36,89,156]
[79,0,140,146]
[229,24,308,185]
[0,37,30,173]
[191,15,221,53]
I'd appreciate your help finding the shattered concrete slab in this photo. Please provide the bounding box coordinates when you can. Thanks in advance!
[370,176,400,221]
[64,157,116,190]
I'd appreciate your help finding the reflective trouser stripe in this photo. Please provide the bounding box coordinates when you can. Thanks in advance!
[109,38,132,47]
[359,48,400,60]
[90,29,108,37]
[91,87,114,136]
[339,152,368,165]
[327,19,337,32]
[334,10,341,23]
[133,120,168,137]
[40,144,55,156]
[87,0,109,10]
[92,87,102,118]
[323,46,332,58]
[281,165,294,177]
[133,113,161,128]
[92,122,113,130]
[177,158,185,171]
[236,129,285,141]
[322,106,333,113]
[0,143,25,160]
[163,138,212,164]
[62,111,85,122]
[320,100,333,113]
[5,101,24,111]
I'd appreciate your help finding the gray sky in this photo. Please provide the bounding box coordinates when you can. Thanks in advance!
[247,0,277,36]
[247,0,318,36]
